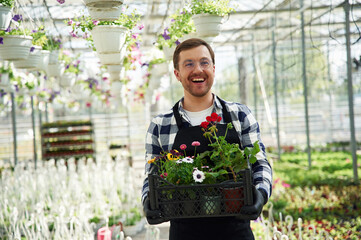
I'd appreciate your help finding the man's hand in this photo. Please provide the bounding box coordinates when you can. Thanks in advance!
[240,186,266,220]
[143,196,165,225]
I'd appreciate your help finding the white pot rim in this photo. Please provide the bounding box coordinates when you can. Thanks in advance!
[0,35,33,40]
[0,6,12,10]
[192,13,223,19]
[92,25,128,31]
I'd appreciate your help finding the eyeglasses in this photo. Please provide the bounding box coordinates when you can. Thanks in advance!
[182,59,212,70]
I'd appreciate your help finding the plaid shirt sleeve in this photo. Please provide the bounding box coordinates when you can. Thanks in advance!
[141,110,177,205]
[224,100,273,201]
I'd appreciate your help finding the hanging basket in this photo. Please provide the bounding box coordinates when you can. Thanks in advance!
[91,25,127,54]
[106,64,122,81]
[13,46,42,69]
[0,35,32,61]
[47,63,64,78]
[98,44,126,65]
[83,0,123,8]
[88,6,121,21]
[37,50,50,72]
[60,73,76,88]
[192,14,223,37]
[0,72,10,88]
[48,50,59,64]
[162,45,175,61]
[91,25,128,54]
[0,6,12,31]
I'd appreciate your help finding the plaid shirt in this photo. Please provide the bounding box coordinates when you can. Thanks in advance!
[142,95,273,204]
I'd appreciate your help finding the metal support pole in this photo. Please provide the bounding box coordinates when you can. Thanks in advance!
[10,92,18,166]
[272,17,281,160]
[326,42,334,141]
[300,0,312,168]
[251,38,258,119]
[38,101,43,163]
[31,96,37,168]
[344,0,359,183]
[45,102,49,122]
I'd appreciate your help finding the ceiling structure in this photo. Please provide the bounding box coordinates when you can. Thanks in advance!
[15,0,361,54]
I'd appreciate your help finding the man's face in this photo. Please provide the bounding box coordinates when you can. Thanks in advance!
[174,45,215,98]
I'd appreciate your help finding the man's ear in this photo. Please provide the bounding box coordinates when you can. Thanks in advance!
[174,69,181,82]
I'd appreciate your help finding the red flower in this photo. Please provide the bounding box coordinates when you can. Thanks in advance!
[206,113,222,122]
[200,121,209,129]
[180,144,187,150]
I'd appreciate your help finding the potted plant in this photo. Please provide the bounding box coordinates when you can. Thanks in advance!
[13,26,48,70]
[148,112,259,219]
[69,7,140,55]
[58,50,81,88]
[0,14,33,61]
[0,0,13,30]
[188,0,234,38]
[83,0,123,9]
[155,8,195,60]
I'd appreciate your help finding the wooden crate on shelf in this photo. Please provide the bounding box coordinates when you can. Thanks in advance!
[41,120,96,163]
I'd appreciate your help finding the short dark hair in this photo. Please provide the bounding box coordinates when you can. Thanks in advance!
[173,38,215,70]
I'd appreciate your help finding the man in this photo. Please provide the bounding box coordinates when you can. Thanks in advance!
[142,38,272,240]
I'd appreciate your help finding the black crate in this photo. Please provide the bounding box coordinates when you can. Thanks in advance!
[148,169,254,221]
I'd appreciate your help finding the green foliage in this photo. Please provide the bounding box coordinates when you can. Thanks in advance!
[189,0,235,16]
[30,26,48,48]
[0,0,14,8]
[156,8,195,49]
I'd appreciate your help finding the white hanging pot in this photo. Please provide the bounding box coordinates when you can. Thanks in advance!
[192,14,223,37]
[98,44,127,65]
[162,45,175,61]
[150,62,168,77]
[91,25,127,54]
[37,50,50,71]
[60,72,76,88]
[0,6,12,31]
[0,35,32,61]
[47,63,64,78]
[0,72,10,88]
[13,46,42,69]
[83,0,123,8]
[88,6,121,21]
[107,64,122,81]
[110,80,122,96]
[48,50,59,64]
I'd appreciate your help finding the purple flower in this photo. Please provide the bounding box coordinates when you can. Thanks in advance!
[57,0,65,4]
[175,40,180,46]
[0,37,3,45]
[0,90,6,98]
[32,29,37,33]
[171,19,175,22]
[30,47,35,52]
[162,28,171,41]
[65,64,70,69]
[12,15,23,22]
[136,42,140,49]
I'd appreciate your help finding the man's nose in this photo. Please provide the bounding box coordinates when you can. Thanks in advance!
[193,62,203,73]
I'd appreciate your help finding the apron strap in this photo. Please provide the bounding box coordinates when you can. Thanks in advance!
[172,96,233,130]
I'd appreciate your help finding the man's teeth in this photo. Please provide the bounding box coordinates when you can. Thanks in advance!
[192,78,204,82]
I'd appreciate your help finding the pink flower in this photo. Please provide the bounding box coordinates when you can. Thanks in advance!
[86,102,91,107]
[132,34,138,39]
[282,182,291,188]
[93,20,99,26]
[192,141,200,147]
[67,19,73,25]
[138,24,144,30]
[57,0,65,4]
[180,144,187,150]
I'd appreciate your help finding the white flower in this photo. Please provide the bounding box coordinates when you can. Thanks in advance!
[176,159,183,164]
[182,157,194,164]
[193,169,205,183]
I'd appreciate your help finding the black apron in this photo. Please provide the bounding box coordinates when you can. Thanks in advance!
[169,97,254,240]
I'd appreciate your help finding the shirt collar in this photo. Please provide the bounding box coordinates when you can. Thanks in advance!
[178,93,223,117]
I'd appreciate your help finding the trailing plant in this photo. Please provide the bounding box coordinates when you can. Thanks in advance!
[156,8,195,50]
[0,0,14,8]
[188,0,235,17]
